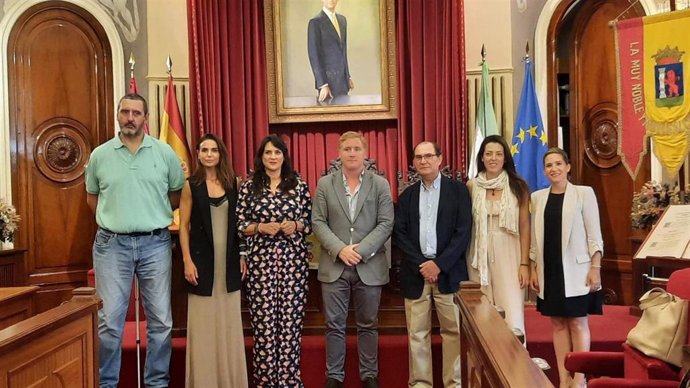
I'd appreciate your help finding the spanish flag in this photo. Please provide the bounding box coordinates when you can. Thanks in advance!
[160,74,192,176]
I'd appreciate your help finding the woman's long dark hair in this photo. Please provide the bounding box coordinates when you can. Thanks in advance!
[189,133,235,191]
[251,134,298,196]
[476,134,529,205]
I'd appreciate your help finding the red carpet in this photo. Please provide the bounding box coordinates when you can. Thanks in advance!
[118,305,638,387]
[119,324,444,388]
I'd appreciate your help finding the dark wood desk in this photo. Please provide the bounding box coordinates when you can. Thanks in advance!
[631,256,690,315]
[170,232,412,337]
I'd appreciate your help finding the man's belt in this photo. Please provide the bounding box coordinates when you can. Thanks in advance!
[100,227,167,237]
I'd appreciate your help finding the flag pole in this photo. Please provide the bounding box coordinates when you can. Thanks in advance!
[131,50,143,388]
[129,52,135,83]
[166,55,173,75]
[480,44,489,138]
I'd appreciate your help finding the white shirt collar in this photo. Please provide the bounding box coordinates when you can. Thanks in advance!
[421,173,442,191]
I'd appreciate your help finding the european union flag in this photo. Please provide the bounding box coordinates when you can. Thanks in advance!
[512,59,549,192]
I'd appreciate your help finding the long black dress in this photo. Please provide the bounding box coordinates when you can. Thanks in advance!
[536,192,602,317]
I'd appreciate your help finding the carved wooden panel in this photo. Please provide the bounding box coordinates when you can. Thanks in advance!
[7,2,113,311]
[7,337,83,388]
[33,119,91,183]
[0,249,26,287]
[0,289,99,388]
[0,264,14,286]
[583,102,620,169]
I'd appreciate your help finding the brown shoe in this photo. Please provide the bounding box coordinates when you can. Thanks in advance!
[326,377,343,388]
[362,377,379,388]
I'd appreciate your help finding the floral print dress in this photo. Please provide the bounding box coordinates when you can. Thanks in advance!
[237,177,312,388]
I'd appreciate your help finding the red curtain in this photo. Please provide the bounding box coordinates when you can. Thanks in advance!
[397,0,467,180]
[187,0,269,176]
[187,0,466,194]
[273,121,399,197]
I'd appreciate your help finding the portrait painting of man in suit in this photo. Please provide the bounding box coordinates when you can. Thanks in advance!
[307,0,354,102]
[265,0,397,121]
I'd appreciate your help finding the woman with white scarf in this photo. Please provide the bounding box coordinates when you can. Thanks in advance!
[467,135,530,335]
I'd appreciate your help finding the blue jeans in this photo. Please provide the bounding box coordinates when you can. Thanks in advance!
[93,228,172,388]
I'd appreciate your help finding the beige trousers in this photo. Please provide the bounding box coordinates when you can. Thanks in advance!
[405,282,461,388]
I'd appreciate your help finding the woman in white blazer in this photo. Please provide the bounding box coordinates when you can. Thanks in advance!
[529,147,603,388]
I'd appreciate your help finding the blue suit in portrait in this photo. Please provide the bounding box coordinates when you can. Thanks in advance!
[307,10,351,97]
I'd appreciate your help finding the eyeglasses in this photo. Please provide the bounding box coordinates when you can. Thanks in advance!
[413,153,438,161]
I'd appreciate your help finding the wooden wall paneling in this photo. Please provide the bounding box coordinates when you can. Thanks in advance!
[0,249,26,287]
[170,233,411,336]
[7,2,114,311]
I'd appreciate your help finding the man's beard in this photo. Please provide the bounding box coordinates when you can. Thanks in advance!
[120,124,142,137]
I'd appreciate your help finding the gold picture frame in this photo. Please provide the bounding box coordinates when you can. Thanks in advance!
[264,0,397,123]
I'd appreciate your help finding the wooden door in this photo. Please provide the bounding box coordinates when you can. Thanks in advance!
[8,1,113,312]
[547,0,649,305]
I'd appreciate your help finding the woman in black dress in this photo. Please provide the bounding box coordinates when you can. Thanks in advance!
[529,147,603,388]
[179,133,248,387]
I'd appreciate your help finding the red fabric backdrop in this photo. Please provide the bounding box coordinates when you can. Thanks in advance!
[187,0,269,175]
[187,0,466,197]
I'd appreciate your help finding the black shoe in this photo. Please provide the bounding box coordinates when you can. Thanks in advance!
[362,376,379,388]
[326,377,344,388]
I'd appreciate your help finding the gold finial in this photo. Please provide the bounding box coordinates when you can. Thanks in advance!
[525,41,530,58]
[128,52,135,72]
[481,44,486,62]
[166,55,173,74]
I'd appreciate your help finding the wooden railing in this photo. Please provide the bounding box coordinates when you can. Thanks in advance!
[0,286,37,330]
[0,287,101,388]
[457,281,553,388]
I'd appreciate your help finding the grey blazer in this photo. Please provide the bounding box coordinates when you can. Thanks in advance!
[312,170,394,286]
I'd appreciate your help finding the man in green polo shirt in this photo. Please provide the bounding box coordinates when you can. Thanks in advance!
[85,93,185,388]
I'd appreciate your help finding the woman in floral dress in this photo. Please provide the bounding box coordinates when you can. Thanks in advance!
[237,134,312,388]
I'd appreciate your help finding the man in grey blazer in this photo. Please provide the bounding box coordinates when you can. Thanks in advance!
[312,131,394,388]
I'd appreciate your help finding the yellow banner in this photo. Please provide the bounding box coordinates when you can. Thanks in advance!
[644,9,690,125]
[643,9,690,174]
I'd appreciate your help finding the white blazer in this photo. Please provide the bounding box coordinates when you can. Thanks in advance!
[530,182,603,299]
